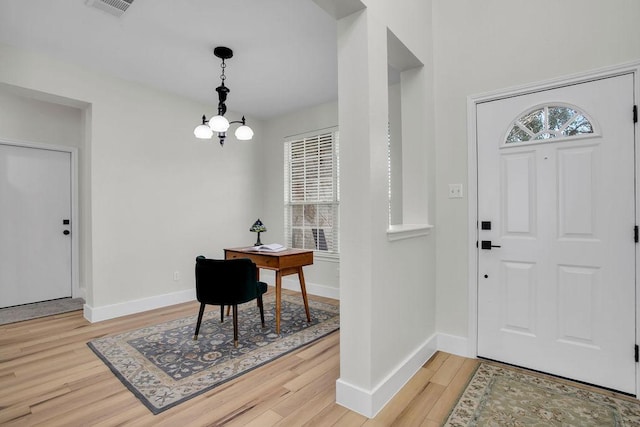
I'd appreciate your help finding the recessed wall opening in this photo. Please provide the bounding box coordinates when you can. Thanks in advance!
[386,29,425,229]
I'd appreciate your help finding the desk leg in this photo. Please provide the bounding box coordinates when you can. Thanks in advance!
[298,267,311,323]
[275,271,282,335]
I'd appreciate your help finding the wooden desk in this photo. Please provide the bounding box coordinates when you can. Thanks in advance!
[224,247,313,334]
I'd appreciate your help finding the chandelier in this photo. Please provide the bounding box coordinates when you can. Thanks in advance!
[193,46,254,146]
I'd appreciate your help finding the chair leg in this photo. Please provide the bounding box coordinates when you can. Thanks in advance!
[257,295,265,328]
[194,303,206,340]
[232,305,239,347]
[220,305,224,323]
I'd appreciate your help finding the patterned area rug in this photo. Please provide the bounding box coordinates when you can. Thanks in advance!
[88,293,339,414]
[0,298,84,325]
[445,362,640,426]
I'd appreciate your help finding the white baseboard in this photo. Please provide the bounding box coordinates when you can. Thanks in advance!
[81,275,338,324]
[281,276,340,300]
[84,289,470,420]
[437,333,470,357]
[83,289,196,323]
[336,332,438,418]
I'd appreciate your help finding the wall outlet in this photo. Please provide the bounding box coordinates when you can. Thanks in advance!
[173,271,180,281]
[448,184,463,198]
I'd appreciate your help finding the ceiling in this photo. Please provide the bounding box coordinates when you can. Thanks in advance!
[0,0,338,120]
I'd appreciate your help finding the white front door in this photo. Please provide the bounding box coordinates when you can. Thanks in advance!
[476,74,636,394]
[0,144,72,308]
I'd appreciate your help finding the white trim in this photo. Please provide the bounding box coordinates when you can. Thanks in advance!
[83,288,196,323]
[386,223,433,241]
[336,379,374,418]
[282,276,340,300]
[437,333,470,358]
[284,125,339,141]
[467,93,480,361]
[468,60,640,399]
[336,333,438,417]
[0,138,82,301]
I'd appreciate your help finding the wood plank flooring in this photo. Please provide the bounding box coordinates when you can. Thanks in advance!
[0,290,477,426]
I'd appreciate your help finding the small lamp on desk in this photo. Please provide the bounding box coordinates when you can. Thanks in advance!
[250,219,266,246]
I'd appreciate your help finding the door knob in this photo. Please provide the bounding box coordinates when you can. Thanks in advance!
[481,240,501,250]
[63,230,70,235]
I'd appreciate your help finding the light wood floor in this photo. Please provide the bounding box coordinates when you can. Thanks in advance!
[0,290,478,426]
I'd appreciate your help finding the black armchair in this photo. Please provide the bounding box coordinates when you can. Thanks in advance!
[194,256,268,347]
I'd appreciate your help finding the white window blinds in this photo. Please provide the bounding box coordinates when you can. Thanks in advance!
[284,130,339,254]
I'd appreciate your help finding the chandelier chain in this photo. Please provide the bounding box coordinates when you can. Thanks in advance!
[220,60,226,83]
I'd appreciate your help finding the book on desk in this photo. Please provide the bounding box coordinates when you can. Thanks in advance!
[252,243,287,252]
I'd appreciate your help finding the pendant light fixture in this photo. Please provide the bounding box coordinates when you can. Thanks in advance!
[194,46,254,146]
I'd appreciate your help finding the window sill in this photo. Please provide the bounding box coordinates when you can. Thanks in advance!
[387,224,433,241]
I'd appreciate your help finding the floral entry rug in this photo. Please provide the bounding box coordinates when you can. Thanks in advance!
[87,293,339,414]
[445,362,640,426]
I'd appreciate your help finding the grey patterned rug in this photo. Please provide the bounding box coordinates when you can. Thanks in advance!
[0,298,84,325]
[87,293,339,414]
[445,362,640,426]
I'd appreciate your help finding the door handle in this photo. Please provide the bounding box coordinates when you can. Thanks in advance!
[481,240,501,250]
[63,230,70,235]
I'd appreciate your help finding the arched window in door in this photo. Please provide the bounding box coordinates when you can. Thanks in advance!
[505,104,595,144]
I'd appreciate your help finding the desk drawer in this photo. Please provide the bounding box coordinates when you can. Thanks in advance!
[225,251,279,269]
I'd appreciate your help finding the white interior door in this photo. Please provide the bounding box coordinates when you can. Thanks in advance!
[477,74,636,394]
[0,144,72,308]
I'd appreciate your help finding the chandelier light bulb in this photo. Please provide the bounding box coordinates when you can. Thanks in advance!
[235,124,254,140]
[208,115,230,132]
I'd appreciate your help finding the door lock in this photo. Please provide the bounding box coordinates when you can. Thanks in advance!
[481,240,501,250]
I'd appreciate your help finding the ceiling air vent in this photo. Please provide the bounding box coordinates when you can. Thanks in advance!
[86,0,134,18]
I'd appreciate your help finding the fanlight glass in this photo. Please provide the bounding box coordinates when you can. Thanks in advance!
[506,105,594,144]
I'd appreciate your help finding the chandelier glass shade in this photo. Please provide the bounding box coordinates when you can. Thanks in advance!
[194,46,253,146]
[235,123,254,140]
[208,115,230,132]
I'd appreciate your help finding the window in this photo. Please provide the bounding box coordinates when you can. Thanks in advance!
[284,130,339,254]
[506,104,594,144]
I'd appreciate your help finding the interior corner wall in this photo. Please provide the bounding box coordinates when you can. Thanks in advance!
[260,101,340,298]
[432,0,640,340]
[0,42,266,318]
[336,0,437,417]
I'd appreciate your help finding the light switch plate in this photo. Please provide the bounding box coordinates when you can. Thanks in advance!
[448,184,463,198]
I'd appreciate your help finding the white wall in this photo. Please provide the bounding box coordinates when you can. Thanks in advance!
[0,42,265,318]
[432,0,640,338]
[260,100,340,298]
[329,0,437,417]
[388,82,403,225]
[0,87,83,147]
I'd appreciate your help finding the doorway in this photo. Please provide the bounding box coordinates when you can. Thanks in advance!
[473,74,636,394]
[0,143,75,308]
